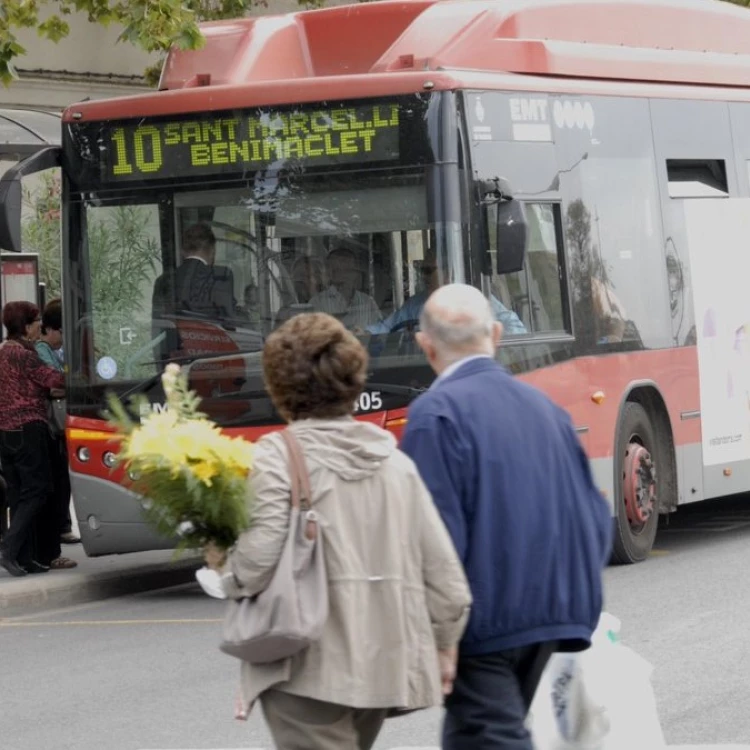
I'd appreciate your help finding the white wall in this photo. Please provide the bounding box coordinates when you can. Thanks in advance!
[1,9,155,109]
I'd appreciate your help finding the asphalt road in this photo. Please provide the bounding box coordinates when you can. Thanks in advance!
[4,496,750,750]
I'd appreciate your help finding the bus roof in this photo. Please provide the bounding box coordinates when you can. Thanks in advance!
[64,0,750,122]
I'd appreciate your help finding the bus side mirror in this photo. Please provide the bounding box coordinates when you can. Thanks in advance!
[0,147,62,253]
[480,178,527,275]
[495,199,527,275]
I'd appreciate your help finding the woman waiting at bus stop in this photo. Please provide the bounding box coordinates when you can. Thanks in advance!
[0,301,66,577]
[206,312,471,748]
[35,299,80,551]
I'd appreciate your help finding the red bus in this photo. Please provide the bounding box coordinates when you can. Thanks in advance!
[1,0,747,563]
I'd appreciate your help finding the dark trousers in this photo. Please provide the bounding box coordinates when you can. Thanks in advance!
[0,422,53,565]
[0,471,7,538]
[49,435,72,537]
[34,434,66,565]
[443,642,557,750]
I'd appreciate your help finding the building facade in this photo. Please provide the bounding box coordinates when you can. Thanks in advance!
[0,2,346,111]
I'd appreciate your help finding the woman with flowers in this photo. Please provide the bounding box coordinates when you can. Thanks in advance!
[205,312,472,749]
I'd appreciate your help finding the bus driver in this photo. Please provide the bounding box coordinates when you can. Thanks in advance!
[367,251,527,336]
[309,247,382,331]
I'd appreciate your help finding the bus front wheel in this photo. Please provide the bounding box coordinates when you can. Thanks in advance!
[611,402,660,564]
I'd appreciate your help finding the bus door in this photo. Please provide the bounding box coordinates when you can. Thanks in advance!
[651,99,739,503]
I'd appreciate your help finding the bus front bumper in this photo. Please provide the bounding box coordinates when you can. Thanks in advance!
[70,471,175,557]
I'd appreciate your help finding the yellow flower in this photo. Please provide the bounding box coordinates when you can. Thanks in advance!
[125,414,186,466]
[107,366,254,550]
[222,437,254,474]
[192,460,218,486]
[176,419,222,453]
[125,430,166,462]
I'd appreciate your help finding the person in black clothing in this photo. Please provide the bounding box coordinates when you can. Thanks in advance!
[0,301,66,578]
[152,223,236,321]
[35,299,80,561]
[152,224,238,363]
[0,468,7,540]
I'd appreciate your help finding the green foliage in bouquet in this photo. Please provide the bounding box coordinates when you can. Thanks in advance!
[106,364,254,552]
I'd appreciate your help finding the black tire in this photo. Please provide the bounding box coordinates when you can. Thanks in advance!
[611,402,660,564]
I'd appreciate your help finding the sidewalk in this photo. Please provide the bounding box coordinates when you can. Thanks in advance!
[0,543,200,618]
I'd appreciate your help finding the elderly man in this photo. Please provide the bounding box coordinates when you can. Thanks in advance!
[309,248,382,330]
[400,284,611,750]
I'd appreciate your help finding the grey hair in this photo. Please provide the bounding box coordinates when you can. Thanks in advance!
[419,284,495,352]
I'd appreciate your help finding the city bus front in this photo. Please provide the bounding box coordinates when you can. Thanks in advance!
[61,91,469,555]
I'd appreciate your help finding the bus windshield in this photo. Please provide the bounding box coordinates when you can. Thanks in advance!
[63,95,464,425]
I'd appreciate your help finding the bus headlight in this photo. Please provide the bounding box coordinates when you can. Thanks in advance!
[102,451,117,469]
[77,446,91,463]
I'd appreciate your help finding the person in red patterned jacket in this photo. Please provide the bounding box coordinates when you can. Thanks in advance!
[0,301,65,578]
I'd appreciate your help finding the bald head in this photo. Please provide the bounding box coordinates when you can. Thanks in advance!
[417,284,501,371]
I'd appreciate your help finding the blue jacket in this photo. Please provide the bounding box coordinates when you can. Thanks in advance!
[400,357,611,656]
[367,293,527,336]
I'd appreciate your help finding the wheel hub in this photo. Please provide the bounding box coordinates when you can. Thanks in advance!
[623,443,656,526]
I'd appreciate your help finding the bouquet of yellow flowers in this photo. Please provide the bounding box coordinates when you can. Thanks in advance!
[107,363,254,552]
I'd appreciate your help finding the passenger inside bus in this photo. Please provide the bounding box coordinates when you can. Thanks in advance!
[367,250,527,336]
[291,255,326,304]
[239,283,260,328]
[152,223,237,322]
[308,247,382,330]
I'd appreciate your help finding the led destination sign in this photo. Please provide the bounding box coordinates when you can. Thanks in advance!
[102,103,401,182]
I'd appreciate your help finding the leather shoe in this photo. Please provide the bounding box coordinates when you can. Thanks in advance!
[0,554,28,577]
[23,560,50,574]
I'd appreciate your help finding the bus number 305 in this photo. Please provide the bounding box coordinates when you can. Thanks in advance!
[353,391,383,414]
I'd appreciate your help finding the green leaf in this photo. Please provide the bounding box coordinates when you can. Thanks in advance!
[38,16,71,43]
[0,58,19,87]
[174,25,205,50]
[144,61,163,87]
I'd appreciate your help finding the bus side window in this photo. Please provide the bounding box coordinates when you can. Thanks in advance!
[491,202,568,336]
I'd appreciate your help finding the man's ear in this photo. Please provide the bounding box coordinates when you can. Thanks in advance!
[492,321,504,349]
[415,331,430,357]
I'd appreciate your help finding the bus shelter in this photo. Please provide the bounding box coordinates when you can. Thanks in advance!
[0,107,61,310]
[0,107,61,159]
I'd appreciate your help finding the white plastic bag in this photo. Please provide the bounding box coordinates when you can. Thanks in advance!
[528,613,665,750]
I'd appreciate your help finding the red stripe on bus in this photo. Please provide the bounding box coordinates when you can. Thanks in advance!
[68,346,701,483]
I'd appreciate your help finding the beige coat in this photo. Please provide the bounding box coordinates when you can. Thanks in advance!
[224,417,471,712]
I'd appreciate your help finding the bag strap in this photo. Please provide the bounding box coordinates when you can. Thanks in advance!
[280,429,313,511]
[280,429,318,541]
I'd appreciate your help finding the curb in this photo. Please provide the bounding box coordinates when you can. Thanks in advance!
[0,556,201,618]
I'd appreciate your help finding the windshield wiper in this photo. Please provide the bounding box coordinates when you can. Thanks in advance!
[113,346,264,402]
[365,382,427,398]
[196,381,428,402]
[138,346,265,368]
[113,368,426,406]
[116,372,163,403]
